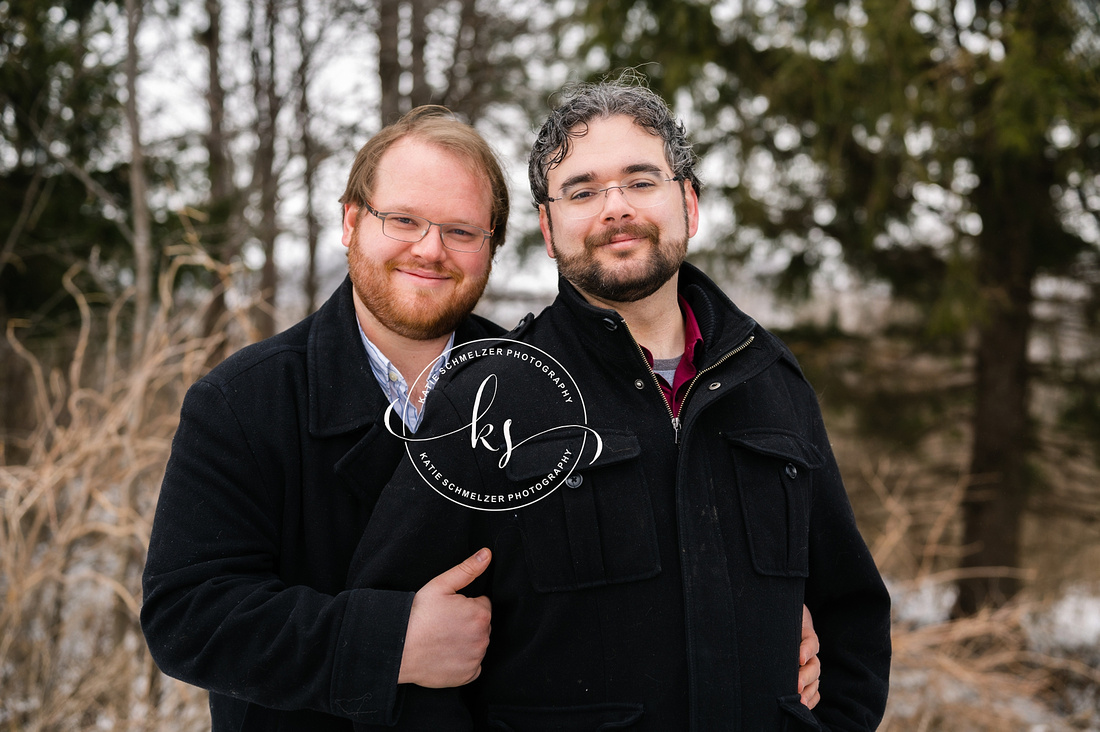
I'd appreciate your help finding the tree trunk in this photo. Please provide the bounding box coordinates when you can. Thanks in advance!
[203,0,232,205]
[249,0,281,340]
[442,0,483,121]
[954,158,1041,616]
[409,0,431,107]
[377,0,401,124]
[120,10,153,725]
[296,0,322,315]
[200,0,237,366]
[125,0,151,357]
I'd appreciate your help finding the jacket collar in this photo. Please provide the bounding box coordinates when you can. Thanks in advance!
[307,277,387,438]
[306,276,500,438]
[552,261,763,371]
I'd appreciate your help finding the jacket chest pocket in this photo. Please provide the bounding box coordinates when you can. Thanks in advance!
[506,430,660,592]
[724,429,824,578]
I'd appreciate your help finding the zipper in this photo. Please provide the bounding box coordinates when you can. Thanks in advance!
[622,319,679,439]
[677,334,756,422]
[621,317,755,445]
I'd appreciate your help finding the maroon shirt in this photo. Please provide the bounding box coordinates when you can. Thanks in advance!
[641,295,703,418]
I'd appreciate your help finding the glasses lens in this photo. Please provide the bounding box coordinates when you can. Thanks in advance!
[560,175,674,219]
[440,225,487,253]
[381,213,429,242]
[378,210,488,252]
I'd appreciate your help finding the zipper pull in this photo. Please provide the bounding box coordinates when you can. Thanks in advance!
[672,416,681,445]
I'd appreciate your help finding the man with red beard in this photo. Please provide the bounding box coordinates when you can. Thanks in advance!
[142,104,822,732]
[345,79,889,730]
[141,107,506,732]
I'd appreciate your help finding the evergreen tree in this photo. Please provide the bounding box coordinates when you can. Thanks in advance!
[583,0,1100,613]
[1,0,131,332]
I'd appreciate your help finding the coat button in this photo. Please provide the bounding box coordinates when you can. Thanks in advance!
[785,463,798,479]
[634,379,645,389]
[602,317,619,331]
[565,474,584,489]
[708,382,721,390]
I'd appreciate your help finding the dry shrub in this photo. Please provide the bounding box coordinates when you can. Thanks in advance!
[0,251,251,732]
[863,460,1100,731]
[884,599,1100,731]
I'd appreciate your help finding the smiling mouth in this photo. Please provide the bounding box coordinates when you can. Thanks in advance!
[587,223,660,252]
[393,265,455,286]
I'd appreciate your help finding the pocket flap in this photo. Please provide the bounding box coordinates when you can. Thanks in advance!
[504,428,640,482]
[722,429,825,470]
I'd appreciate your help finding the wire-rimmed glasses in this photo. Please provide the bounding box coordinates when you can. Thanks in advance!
[363,202,493,253]
[546,174,682,219]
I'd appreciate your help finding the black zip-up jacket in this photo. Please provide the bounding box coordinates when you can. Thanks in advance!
[347,263,891,731]
[140,277,503,731]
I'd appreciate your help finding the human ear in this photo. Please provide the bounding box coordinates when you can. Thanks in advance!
[341,203,359,248]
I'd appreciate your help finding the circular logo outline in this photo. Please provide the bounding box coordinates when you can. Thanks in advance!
[383,337,602,511]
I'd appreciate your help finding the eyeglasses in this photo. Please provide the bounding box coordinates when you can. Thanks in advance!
[363,202,493,253]
[546,174,682,219]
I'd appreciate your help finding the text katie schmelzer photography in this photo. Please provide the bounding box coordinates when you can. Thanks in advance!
[383,338,603,511]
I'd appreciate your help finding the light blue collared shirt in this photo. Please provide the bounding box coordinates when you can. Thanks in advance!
[358,323,454,433]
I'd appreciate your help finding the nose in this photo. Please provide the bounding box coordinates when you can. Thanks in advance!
[599,186,636,222]
[409,223,448,261]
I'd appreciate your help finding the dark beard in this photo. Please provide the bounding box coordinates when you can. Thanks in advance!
[553,221,686,303]
[347,222,490,340]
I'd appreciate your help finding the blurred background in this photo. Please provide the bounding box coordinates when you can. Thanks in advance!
[2,0,1099,729]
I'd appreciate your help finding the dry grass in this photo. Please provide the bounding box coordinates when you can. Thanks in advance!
[861,461,1100,731]
[820,335,1100,729]
[883,599,1100,731]
[0,251,250,731]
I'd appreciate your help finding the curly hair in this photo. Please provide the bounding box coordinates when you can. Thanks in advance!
[528,71,701,209]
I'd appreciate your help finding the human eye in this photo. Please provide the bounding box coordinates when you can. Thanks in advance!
[567,188,599,202]
[443,225,480,242]
[625,176,661,192]
[387,214,423,230]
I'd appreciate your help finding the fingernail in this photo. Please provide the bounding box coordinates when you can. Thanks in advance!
[475,548,489,562]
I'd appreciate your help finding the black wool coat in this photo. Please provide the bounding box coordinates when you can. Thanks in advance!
[347,263,892,731]
[140,277,503,731]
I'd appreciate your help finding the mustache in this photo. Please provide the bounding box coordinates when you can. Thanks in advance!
[585,222,661,250]
[385,258,462,281]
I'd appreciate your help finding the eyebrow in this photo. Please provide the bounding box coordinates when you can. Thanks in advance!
[558,162,667,193]
[375,203,489,228]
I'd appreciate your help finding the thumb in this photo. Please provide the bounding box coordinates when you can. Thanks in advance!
[423,548,491,594]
